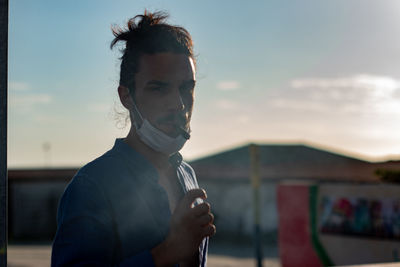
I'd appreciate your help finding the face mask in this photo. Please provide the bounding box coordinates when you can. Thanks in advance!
[131,100,190,155]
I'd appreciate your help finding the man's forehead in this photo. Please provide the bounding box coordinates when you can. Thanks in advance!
[138,52,196,79]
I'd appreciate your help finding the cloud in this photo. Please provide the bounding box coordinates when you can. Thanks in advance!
[88,103,110,113]
[8,82,53,115]
[269,98,329,112]
[10,94,52,106]
[216,81,240,91]
[9,81,31,91]
[215,99,238,110]
[237,115,249,124]
[33,114,57,124]
[291,74,400,99]
[270,74,400,115]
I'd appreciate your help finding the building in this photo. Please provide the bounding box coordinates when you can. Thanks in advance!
[8,168,76,241]
[190,143,399,243]
[7,143,400,242]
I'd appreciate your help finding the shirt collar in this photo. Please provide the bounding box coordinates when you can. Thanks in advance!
[168,152,183,169]
[114,138,183,169]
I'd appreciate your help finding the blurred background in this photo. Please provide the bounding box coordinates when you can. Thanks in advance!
[7,0,400,266]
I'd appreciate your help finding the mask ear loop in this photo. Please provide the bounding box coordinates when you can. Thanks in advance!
[129,92,144,129]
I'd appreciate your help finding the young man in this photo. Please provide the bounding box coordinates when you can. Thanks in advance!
[51,11,215,267]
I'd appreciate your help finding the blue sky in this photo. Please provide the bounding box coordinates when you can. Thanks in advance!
[8,0,400,167]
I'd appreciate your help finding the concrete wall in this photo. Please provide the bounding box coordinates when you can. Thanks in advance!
[9,181,68,240]
[9,177,278,243]
[199,179,278,242]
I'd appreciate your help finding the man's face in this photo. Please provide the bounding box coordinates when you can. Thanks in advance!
[133,52,196,138]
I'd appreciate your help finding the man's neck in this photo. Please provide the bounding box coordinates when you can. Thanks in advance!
[124,127,172,172]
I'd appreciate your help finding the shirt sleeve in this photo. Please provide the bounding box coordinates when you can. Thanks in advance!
[51,174,156,267]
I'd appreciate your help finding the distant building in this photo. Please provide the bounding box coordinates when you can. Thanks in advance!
[8,168,76,241]
[190,143,399,243]
[7,143,400,242]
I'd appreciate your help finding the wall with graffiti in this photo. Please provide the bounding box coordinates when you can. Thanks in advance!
[319,196,400,240]
[278,183,400,266]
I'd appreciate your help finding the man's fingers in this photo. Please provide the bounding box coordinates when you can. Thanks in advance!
[197,212,214,226]
[202,224,216,237]
[190,202,210,217]
[182,188,207,208]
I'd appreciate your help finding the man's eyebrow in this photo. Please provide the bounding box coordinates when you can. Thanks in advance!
[146,80,169,87]
[182,79,196,87]
[145,79,196,87]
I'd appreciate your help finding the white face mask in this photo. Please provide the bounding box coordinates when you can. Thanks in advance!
[131,101,190,155]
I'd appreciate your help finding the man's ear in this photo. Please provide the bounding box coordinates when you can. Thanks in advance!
[118,85,134,110]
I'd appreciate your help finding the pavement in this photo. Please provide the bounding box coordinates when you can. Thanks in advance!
[7,243,281,267]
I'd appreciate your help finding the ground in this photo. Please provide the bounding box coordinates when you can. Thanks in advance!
[7,242,281,267]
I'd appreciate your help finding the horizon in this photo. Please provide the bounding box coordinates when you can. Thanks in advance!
[7,139,400,170]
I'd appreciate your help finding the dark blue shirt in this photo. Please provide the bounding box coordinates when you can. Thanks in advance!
[51,138,208,266]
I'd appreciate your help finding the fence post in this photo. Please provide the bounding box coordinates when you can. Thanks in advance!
[250,144,263,267]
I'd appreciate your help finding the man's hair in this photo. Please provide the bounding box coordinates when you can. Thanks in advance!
[110,11,195,93]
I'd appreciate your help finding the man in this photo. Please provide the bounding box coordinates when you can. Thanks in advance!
[51,11,215,267]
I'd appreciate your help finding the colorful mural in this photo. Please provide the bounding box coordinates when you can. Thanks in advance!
[319,196,400,240]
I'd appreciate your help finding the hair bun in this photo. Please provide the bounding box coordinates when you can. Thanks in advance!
[138,10,168,28]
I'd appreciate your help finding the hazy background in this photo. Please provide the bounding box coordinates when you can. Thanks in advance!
[8,0,400,168]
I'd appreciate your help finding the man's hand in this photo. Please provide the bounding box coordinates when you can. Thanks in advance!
[151,188,216,267]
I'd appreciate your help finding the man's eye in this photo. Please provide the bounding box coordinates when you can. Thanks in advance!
[180,86,194,94]
[151,87,165,92]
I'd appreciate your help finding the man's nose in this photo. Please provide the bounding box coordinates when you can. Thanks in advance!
[169,90,185,111]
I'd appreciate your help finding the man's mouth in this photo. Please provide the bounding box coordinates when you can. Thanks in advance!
[158,120,189,137]
[163,122,188,129]
[158,115,188,128]
[159,121,181,132]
